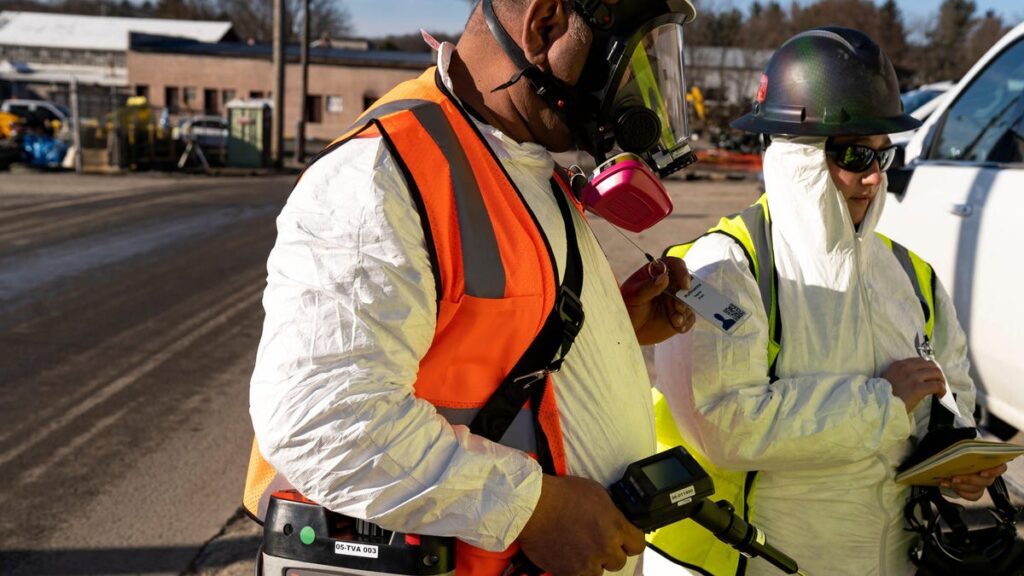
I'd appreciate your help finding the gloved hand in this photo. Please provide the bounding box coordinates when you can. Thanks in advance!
[518,474,645,576]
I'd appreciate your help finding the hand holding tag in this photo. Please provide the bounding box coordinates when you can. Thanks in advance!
[621,256,695,345]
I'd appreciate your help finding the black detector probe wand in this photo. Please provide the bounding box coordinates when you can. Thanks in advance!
[610,447,808,576]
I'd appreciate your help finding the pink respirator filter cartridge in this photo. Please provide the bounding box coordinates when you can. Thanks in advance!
[578,153,673,233]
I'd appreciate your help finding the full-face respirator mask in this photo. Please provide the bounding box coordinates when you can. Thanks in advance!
[482,0,698,232]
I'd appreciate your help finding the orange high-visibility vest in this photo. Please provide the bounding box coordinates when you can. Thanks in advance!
[244,67,581,575]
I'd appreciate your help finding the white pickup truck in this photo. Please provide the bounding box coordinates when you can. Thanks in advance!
[879,21,1024,439]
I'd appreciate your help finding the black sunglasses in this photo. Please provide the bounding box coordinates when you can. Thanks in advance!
[825,141,898,173]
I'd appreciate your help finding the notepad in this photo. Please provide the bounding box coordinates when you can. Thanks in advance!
[895,439,1024,486]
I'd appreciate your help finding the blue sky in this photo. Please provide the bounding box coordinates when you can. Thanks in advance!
[346,0,1024,37]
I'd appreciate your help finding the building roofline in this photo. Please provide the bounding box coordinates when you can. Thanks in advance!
[0,10,234,52]
[128,33,433,70]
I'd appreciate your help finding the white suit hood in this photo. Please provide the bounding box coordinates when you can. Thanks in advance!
[763,136,886,263]
[764,136,886,378]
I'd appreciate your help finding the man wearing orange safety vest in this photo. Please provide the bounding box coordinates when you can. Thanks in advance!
[247,1,700,576]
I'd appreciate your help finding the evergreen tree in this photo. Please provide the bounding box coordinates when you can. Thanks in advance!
[926,0,977,81]
[741,1,791,49]
[877,0,908,67]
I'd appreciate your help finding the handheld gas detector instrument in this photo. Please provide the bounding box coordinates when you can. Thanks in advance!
[611,447,805,575]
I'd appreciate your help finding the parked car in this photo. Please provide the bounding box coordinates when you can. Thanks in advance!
[173,115,228,150]
[879,21,1024,439]
[891,82,956,151]
[901,81,956,114]
[0,99,69,134]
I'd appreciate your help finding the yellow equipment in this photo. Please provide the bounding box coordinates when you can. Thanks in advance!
[0,111,23,140]
[686,86,705,122]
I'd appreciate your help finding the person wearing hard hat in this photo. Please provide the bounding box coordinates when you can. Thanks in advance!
[246,2,702,576]
[648,27,1007,576]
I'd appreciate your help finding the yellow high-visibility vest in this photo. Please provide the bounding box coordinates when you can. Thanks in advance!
[649,194,936,576]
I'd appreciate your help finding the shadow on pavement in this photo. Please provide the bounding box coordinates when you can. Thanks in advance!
[1,541,255,575]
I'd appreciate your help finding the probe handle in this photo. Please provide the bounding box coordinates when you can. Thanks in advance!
[691,499,801,574]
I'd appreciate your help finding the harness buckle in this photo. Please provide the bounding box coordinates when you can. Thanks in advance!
[557,286,585,341]
[512,369,549,389]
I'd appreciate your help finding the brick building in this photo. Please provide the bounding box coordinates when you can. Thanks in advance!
[127,34,432,143]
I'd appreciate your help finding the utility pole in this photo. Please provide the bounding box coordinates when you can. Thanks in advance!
[272,0,286,168]
[109,84,121,170]
[70,77,83,174]
[295,0,309,164]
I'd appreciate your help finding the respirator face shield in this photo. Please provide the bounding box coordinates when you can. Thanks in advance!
[480,0,696,178]
[569,17,695,232]
[480,0,697,232]
[599,21,695,178]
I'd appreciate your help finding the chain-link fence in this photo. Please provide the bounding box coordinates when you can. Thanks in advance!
[69,86,185,172]
[4,83,218,173]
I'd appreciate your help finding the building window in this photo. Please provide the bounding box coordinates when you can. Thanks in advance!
[183,87,197,109]
[222,89,236,106]
[326,96,343,114]
[203,88,219,115]
[165,86,180,113]
[306,95,323,124]
[249,90,265,99]
[135,85,149,99]
[363,93,377,111]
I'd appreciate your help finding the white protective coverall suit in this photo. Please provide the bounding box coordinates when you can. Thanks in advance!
[249,44,655,576]
[654,136,976,576]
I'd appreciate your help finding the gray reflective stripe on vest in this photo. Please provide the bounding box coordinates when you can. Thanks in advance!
[435,406,537,454]
[349,98,506,299]
[738,204,774,317]
[348,99,435,130]
[410,104,506,298]
[888,240,930,325]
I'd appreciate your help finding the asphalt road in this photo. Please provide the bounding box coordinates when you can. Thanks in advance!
[0,172,294,575]
[0,171,1019,576]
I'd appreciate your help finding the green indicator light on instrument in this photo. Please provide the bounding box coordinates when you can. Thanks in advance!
[299,526,315,545]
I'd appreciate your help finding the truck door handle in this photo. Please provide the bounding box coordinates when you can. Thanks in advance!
[950,203,974,217]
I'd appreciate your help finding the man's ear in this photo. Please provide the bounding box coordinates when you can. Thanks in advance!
[520,0,570,70]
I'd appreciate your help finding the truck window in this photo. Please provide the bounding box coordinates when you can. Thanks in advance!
[930,39,1024,164]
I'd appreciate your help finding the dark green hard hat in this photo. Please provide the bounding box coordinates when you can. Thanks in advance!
[732,27,921,136]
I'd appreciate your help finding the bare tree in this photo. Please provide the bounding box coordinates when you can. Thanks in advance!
[966,9,1009,70]
[215,0,351,43]
[152,0,220,19]
[793,0,883,39]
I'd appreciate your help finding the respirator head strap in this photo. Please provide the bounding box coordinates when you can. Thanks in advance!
[482,0,578,117]
[571,0,616,30]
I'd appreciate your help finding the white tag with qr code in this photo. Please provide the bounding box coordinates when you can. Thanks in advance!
[675,275,750,334]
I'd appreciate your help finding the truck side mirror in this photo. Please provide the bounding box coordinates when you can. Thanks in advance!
[887,145,913,199]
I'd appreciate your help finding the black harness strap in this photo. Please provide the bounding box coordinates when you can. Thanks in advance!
[470,176,584,475]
